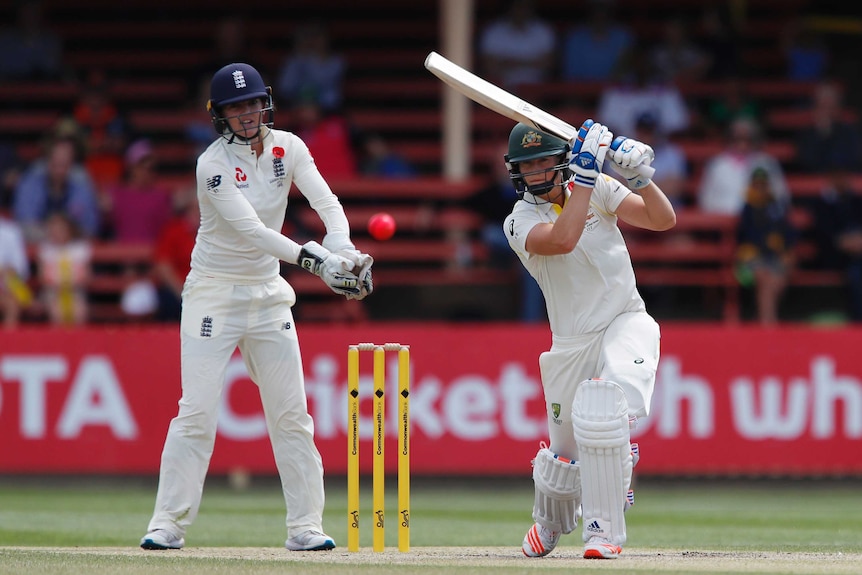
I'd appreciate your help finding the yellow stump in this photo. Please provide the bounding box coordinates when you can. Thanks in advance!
[347,346,360,552]
[372,346,386,552]
[397,346,411,552]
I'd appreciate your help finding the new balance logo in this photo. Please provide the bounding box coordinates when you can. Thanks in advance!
[586,520,603,533]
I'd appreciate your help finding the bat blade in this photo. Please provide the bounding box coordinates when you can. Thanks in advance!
[424,51,576,141]
[424,51,654,179]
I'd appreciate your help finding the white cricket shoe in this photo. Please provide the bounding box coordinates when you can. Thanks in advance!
[284,529,336,551]
[140,529,184,550]
[583,535,622,559]
[522,523,560,557]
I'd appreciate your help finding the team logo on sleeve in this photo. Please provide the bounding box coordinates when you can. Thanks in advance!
[206,175,222,190]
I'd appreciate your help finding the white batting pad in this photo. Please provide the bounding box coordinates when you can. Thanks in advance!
[531,446,582,534]
[571,379,633,547]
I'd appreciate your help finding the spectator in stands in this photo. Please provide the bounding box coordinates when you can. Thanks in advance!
[478,0,556,90]
[811,170,862,322]
[700,75,762,138]
[72,69,131,196]
[649,16,710,84]
[276,20,345,113]
[0,0,64,80]
[13,133,100,243]
[119,272,158,322]
[206,17,251,75]
[0,186,32,329]
[696,6,742,81]
[285,94,358,180]
[697,117,789,216]
[595,44,691,138]
[36,212,91,325]
[467,142,545,322]
[0,141,25,203]
[102,139,173,243]
[103,139,174,322]
[794,80,861,174]
[186,16,253,100]
[150,192,198,322]
[620,112,688,208]
[782,17,830,82]
[560,0,633,82]
[185,76,219,158]
[359,132,416,179]
[735,168,797,324]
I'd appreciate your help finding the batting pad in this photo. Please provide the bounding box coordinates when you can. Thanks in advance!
[571,379,633,547]
[531,447,582,534]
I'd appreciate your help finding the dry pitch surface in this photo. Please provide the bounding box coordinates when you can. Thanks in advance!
[13,546,860,574]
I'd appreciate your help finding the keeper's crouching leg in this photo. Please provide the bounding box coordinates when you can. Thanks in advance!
[572,378,633,556]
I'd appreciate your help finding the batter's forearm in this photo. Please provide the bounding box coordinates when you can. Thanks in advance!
[637,183,676,231]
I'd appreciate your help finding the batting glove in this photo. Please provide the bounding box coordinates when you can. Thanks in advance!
[298,241,361,298]
[608,136,655,189]
[568,119,613,188]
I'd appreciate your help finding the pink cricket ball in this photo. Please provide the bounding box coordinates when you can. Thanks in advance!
[368,212,396,241]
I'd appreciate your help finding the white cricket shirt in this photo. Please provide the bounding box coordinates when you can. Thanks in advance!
[504,174,646,336]
[191,128,350,283]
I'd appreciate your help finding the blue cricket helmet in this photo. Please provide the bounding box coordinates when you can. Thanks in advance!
[209,63,270,108]
[207,63,275,141]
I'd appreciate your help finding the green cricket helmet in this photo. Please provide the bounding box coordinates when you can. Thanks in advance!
[504,123,572,198]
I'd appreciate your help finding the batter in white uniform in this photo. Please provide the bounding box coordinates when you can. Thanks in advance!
[140,63,371,552]
[505,120,676,559]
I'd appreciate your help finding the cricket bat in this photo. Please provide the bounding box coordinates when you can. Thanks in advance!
[424,51,654,179]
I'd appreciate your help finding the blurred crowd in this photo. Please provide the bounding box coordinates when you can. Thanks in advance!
[1,0,860,328]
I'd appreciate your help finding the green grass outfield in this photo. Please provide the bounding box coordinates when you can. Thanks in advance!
[0,475,859,574]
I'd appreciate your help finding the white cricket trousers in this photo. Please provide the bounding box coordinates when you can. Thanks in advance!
[147,274,326,540]
[538,310,660,461]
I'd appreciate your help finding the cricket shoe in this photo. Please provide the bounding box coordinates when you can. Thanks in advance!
[285,529,336,551]
[140,529,184,550]
[583,536,622,559]
[522,523,560,557]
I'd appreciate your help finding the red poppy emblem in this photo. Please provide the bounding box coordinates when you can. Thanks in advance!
[272,147,284,158]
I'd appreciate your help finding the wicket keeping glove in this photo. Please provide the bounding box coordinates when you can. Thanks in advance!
[336,251,372,301]
[608,136,655,189]
[298,241,361,298]
[322,232,374,300]
[568,119,613,188]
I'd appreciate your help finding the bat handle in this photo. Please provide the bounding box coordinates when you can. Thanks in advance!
[610,135,655,179]
[637,164,655,179]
